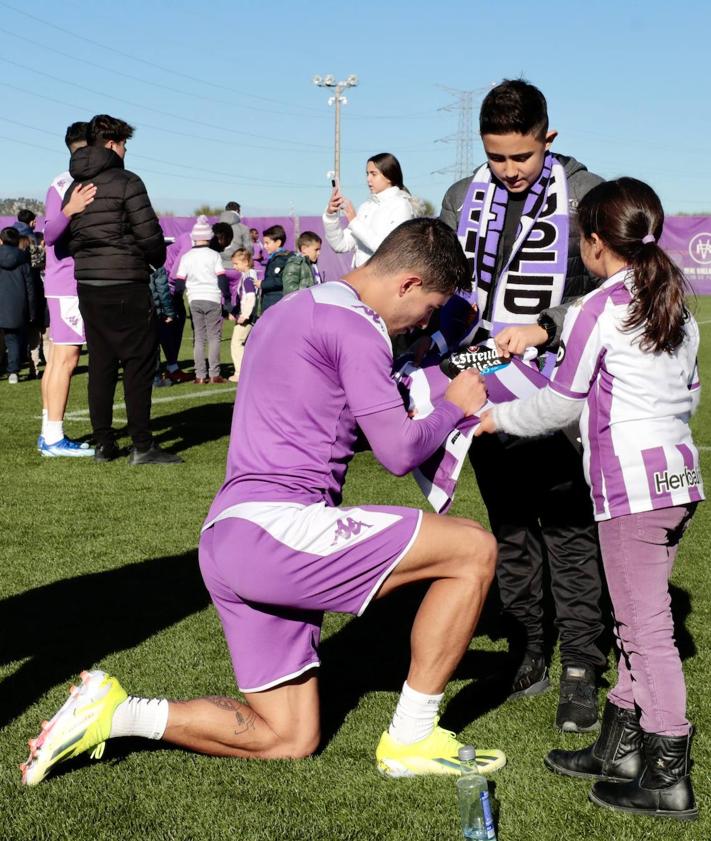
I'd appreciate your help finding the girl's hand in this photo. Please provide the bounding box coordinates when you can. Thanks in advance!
[63,183,97,217]
[237,316,247,325]
[326,187,343,215]
[474,409,497,436]
[341,197,356,222]
[228,314,237,322]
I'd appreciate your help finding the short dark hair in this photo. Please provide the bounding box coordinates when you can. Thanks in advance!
[0,226,20,246]
[479,79,548,139]
[65,121,89,150]
[17,209,36,224]
[297,231,322,250]
[225,201,241,212]
[368,152,405,190]
[368,218,471,295]
[88,114,135,146]
[263,225,286,246]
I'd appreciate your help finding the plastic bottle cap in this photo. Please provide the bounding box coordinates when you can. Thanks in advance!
[458,744,476,762]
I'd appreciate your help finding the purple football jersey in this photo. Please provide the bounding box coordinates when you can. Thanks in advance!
[206,282,404,520]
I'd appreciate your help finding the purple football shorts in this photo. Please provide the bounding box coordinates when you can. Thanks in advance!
[47,296,85,344]
[199,500,422,692]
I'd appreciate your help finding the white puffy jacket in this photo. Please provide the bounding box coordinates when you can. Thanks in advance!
[322,186,417,267]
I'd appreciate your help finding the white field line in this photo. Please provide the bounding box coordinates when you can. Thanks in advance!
[59,385,236,420]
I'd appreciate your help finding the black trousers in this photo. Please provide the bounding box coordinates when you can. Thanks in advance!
[470,429,606,670]
[78,282,158,450]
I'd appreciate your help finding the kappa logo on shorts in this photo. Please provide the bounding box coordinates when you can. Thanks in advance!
[331,517,373,546]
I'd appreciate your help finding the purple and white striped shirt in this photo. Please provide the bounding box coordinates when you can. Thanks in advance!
[550,269,703,520]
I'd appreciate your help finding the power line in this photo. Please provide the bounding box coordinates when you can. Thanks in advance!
[0,0,328,116]
[0,56,332,151]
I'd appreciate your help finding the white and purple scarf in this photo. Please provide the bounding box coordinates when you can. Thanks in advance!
[454,153,569,343]
[395,347,548,513]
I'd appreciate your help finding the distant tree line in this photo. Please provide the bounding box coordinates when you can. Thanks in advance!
[0,197,45,215]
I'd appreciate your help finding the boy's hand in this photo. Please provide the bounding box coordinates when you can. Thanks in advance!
[473,409,497,436]
[163,317,174,324]
[228,314,237,322]
[237,316,247,325]
[494,324,548,358]
[63,183,97,217]
[444,369,487,417]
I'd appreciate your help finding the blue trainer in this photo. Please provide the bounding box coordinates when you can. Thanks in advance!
[37,434,45,452]
[40,437,96,458]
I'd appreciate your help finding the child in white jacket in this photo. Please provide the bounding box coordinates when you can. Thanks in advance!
[323,153,419,267]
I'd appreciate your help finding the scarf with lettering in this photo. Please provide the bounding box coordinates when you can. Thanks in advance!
[395,346,547,513]
[452,153,569,344]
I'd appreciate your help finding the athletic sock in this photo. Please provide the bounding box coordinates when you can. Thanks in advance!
[109,696,169,740]
[41,409,48,438]
[44,420,64,447]
[388,681,444,745]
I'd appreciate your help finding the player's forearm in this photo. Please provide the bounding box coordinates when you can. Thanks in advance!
[358,400,464,476]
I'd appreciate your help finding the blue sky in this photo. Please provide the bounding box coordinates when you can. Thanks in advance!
[1,0,709,217]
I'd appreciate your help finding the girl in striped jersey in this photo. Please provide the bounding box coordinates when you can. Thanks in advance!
[478,177,703,821]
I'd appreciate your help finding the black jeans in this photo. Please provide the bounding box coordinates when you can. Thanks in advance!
[158,293,187,367]
[78,282,158,450]
[470,429,607,670]
[2,328,26,373]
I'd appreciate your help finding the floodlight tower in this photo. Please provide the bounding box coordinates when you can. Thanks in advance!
[312,74,358,184]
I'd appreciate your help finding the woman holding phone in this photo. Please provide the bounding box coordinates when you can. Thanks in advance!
[323,153,420,267]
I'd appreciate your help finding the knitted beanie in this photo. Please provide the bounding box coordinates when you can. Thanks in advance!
[191,215,213,242]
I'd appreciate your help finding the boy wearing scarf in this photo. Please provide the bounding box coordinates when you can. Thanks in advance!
[439,79,606,732]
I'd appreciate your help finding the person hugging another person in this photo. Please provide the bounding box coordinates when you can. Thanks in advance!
[0,226,35,384]
[175,216,228,384]
[282,231,323,294]
[478,178,703,822]
[227,248,257,383]
[323,153,419,268]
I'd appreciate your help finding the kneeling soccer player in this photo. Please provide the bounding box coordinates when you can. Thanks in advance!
[22,218,505,784]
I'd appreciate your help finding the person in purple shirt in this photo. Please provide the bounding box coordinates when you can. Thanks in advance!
[38,122,98,457]
[22,218,507,786]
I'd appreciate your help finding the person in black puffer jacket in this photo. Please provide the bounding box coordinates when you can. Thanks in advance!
[63,114,181,465]
[0,226,36,382]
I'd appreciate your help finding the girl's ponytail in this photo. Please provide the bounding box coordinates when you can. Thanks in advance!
[577,178,689,353]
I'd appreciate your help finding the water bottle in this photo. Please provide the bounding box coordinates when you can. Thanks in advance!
[456,745,497,840]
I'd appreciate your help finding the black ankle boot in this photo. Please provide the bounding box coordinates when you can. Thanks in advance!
[590,729,698,821]
[544,700,642,782]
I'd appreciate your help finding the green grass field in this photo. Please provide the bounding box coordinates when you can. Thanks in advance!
[2,299,711,841]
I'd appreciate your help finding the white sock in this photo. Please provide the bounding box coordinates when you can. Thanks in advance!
[109,696,169,740]
[166,363,179,373]
[41,409,48,438]
[388,681,444,745]
[44,420,64,446]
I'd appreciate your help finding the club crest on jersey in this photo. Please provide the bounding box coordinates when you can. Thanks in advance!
[331,517,372,546]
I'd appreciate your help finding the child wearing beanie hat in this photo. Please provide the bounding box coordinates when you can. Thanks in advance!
[175,216,229,383]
